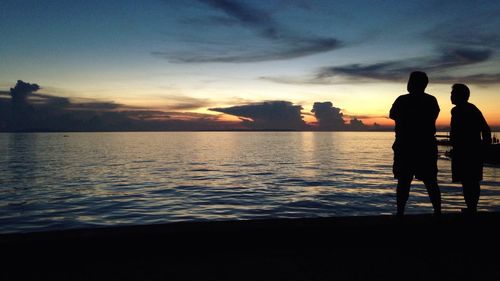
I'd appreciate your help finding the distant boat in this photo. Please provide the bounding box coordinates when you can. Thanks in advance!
[485,134,500,165]
[435,133,451,146]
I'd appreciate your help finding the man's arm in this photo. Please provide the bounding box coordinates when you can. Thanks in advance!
[432,96,440,121]
[389,97,400,121]
[479,111,492,145]
[450,107,457,146]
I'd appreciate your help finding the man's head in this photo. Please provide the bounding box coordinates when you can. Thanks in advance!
[451,83,470,105]
[407,71,428,94]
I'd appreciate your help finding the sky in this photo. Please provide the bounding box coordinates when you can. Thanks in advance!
[1,0,500,131]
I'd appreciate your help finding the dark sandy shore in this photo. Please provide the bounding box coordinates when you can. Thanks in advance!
[2,213,499,281]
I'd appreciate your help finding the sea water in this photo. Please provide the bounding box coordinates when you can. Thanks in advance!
[1,132,499,233]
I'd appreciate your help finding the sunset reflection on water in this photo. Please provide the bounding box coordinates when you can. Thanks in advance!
[0,132,499,233]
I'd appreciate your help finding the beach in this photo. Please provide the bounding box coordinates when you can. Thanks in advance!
[2,213,499,280]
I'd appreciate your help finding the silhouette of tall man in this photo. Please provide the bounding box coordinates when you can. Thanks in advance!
[450,84,491,213]
[390,71,441,215]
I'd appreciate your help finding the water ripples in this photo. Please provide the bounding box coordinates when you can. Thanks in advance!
[0,132,499,233]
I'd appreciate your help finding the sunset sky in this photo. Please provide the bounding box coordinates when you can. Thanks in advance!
[1,0,500,130]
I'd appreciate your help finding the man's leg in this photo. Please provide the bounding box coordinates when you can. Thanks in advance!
[462,180,480,212]
[397,177,412,215]
[423,179,441,215]
[472,181,481,211]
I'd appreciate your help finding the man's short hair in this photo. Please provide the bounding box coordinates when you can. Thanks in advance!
[452,83,470,101]
[407,71,428,93]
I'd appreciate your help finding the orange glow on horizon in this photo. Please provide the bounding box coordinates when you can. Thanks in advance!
[8,82,498,130]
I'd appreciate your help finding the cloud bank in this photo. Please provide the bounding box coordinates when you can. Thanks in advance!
[210,100,372,131]
[210,101,306,130]
[0,81,238,132]
[1,81,381,132]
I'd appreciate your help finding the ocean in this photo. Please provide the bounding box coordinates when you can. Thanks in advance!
[1,132,499,233]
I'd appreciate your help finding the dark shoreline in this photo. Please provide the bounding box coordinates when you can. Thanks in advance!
[2,213,500,280]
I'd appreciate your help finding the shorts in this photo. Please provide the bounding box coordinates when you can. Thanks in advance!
[393,143,438,181]
[451,148,483,183]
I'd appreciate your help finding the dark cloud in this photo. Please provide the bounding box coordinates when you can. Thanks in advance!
[260,7,500,86]
[426,17,500,85]
[10,80,40,104]
[317,47,494,82]
[210,100,384,131]
[264,46,499,85]
[156,38,340,63]
[210,101,306,130]
[435,73,500,85]
[154,0,342,63]
[311,102,345,130]
[434,48,492,68]
[318,62,408,82]
[199,0,278,39]
[348,118,366,130]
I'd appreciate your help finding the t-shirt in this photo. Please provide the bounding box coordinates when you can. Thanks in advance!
[451,103,490,150]
[389,93,440,147]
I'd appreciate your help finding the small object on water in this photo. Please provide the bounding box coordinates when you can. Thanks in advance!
[435,133,451,146]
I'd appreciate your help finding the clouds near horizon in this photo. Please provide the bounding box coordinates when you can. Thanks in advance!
[210,100,372,131]
[0,81,237,132]
[10,80,41,104]
[311,102,345,130]
[210,101,306,130]
[1,81,382,132]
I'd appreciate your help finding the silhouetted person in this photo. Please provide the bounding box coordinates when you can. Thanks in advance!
[450,84,491,214]
[390,71,441,215]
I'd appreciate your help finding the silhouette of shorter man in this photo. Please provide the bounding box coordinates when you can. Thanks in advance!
[390,71,441,215]
[450,84,491,213]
